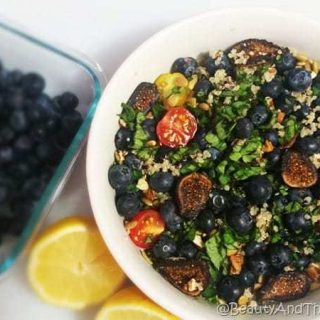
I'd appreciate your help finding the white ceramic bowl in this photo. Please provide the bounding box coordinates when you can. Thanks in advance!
[87,8,320,320]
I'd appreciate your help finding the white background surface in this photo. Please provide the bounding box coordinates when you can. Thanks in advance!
[0,1,320,319]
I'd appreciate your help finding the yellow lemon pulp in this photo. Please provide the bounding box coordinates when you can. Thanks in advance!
[28,216,126,309]
[95,286,179,320]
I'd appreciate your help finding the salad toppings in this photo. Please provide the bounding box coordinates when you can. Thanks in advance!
[127,82,159,111]
[177,173,212,218]
[156,258,210,297]
[281,151,318,188]
[109,38,320,307]
[156,107,197,148]
[126,209,165,249]
[259,272,310,302]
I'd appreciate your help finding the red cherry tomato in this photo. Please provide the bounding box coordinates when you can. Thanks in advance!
[127,209,165,249]
[156,107,197,148]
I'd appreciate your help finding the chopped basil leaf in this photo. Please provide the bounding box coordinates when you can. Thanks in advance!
[205,232,227,270]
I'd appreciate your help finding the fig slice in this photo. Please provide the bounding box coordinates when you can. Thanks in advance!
[177,173,212,219]
[227,38,282,66]
[155,258,210,297]
[281,151,318,188]
[127,82,159,111]
[259,272,310,302]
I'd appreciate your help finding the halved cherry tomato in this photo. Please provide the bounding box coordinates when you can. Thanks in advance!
[156,107,197,148]
[126,209,165,249]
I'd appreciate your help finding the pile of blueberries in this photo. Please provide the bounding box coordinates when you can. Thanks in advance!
[0,64,82,241]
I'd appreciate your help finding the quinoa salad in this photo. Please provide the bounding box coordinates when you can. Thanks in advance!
[108,39,320,306]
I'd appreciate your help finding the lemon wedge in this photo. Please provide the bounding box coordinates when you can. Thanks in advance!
[95,286,179,320]
[28,216,126,309]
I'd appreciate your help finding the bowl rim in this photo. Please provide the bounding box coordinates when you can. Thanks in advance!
[87,7,320,319]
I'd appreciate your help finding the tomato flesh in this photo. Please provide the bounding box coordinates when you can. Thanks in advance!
[127,209,165,249]
[156,107,197,148]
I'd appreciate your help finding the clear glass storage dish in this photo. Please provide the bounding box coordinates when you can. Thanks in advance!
[0,19,104,275]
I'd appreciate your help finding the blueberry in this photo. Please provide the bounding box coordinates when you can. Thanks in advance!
[216,276,244,303]
[234,118,254,139]
[244,175,272,204]
[263,129,279,146]
[178,240,198,259]
[159,200,182,232]
[239,269,256,287]
[211,191,227,211]
[295,137,320,155]
[261,77,283,98]
[247,254,271,276]
[276,52,297,73]
[27,105,46,123]
[61,110,82,134]
[116,192,141,218]
[266,149,282,169]
[0,185,8,203]
[0,96,7,117]
[204,53,232,76]
[7,69,23,86]
[22,73,45,97]
[45,113,60,133]
[171,57,198,78]
[194,79,213,102]
[14,135,33,154]
[8,161,32,179]
[193,127,207,150]
[149,172,174,192]
[245,241,267,257]
[294,104,311,121]
[114,127,133,150]
[30,124,48,142]
[288,188,312,203]
[248,105,269,126]
[227,206,254,235]
[268,244,293,269]
[10,110,28,132]
[0,146,14,164]
[22,177,45,198]
[197,209,215,233]
[152,235,176,259]
[108,164,132,190]
[275,93,296,114]
[207,147,221,161]
[286,68,312,92]
[55,92,79,112]
[142,119,156,140]
[295,254,311,270]
[124,154,142,170]
[5,88,25,109]
[0,126,15,145]
[36,143,52,161]
[284,211,312,233]
[35,94,55,115]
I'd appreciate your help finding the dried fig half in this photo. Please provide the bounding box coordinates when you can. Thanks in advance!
[281,151,318,188]
[227,38,282,66]
[259,272,310,302]
[155,258,210,297]
[177,173,212,219]
[127,82,159,111]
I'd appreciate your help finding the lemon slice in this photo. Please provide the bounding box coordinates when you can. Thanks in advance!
[95,286,179,320]
[28,216,126,309]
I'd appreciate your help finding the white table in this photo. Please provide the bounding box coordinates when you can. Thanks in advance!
[0,1,319,319]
